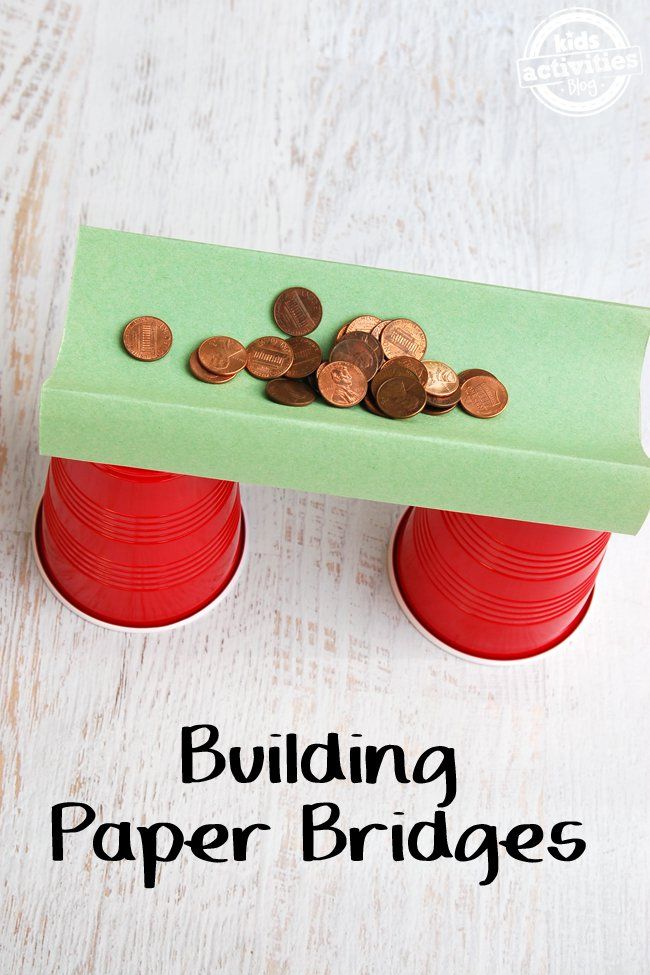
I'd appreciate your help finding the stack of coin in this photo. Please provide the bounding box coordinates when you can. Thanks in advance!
[188,336,248,384]
[125,287,508,419]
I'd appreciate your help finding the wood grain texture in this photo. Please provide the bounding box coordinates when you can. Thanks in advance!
[1,1,649,973]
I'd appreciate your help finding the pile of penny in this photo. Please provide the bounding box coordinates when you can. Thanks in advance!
[122,288,508,419]
[314,319,508,419]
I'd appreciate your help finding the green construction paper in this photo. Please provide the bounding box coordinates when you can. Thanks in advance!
[39,227,650,534]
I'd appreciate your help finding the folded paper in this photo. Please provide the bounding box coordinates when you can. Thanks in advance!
[40,227,650,534]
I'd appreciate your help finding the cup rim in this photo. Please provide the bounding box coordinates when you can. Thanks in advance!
[31,501,247,633]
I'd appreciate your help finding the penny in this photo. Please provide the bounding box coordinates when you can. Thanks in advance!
[371,319,391,341]
[346,331,384,375]
[423,360,459,403]
[375,375,426,419]
[246,336,294,379]
[380,319,427,360]
[122,316,172,361]
[361,393,386,417]
[427,387,461,408]
[348,330,382,354]
[197,336,247,375]
[460,375,509,418]
[318,361,367,408]
[273,286,322,336]
[423,402,457,415]
[330,336,378,380]
[189,349,237,384]
[285,336,322,379]
[266,379,315,407]
[335,324,349,342]
[346,315,382,335]
[379,355,427,387]
[458,368,495,386]
[370,363,419,400]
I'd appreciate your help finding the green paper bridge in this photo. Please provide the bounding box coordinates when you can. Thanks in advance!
[40,227,650,535]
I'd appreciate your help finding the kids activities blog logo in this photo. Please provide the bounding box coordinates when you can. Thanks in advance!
[517,7,642,116]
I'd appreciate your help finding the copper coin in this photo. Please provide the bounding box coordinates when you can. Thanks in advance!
[197,336,247,375]
[371,319,391,341]
[350,331,382,356]
[423,402,457,415]
[335,324,349,342]
[427,387,461,408]
[458,368,495,386]
[423,360,459,400]
[341,331,383,376]
[307,371,320,393]
[370,363,418,400]
[273,287,322,336]
[349,330,382,352]
[346,315,382,335]
[380,319,427,360]
[285,336,322,378]
[318,361,367,408]
[189,350,237,384]
[379,355,427,387]
[246,336,294,379]
[330,336,378,381]
[361,393,386,417]
[375,375,426,419]
[266,379,315,407]
[349,331,383,373]
[122,316,172,361]
[460,375,508,418]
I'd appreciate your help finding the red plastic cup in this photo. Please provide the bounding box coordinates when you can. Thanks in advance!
[389,506,609,663]
[33,458,245,630]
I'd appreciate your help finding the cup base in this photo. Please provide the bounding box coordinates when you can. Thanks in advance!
[388,508,595,666]
[31,502,247,633]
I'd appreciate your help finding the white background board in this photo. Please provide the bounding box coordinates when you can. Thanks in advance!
[1,1,649,972]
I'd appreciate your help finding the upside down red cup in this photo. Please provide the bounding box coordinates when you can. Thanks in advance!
[390,506,610,663]
[33,458,245,630]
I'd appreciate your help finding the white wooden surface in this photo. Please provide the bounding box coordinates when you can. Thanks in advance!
[1,2,649,972]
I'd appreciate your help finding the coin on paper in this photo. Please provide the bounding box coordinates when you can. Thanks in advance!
[123,316,173,361]
[273,287,322,336]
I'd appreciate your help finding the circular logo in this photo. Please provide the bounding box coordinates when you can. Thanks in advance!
[517,7,642,117]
